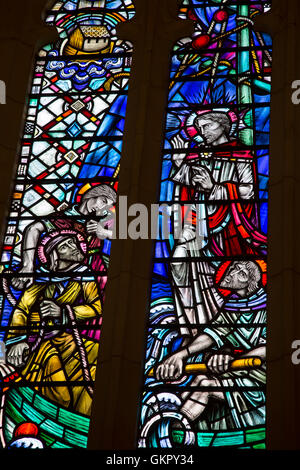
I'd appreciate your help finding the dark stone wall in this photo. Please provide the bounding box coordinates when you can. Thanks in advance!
[0,0,299,450]
[256,1,300,450]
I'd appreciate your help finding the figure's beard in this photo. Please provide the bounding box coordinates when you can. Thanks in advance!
[220,275,234,289]
[203,133,219,145]
[64,250,85,263]
[220,275,246,291]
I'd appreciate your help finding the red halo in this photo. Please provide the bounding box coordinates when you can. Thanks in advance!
[215,261,232,297]
[215,260,267,297]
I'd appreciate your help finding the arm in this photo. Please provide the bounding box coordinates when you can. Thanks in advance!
[12,221,45,289]
[236,162,254,199]
[96,226,114,240]
[192,158,254,200]
[242,346,266,360]
[22,221,45,270]
[6,284,43,367]
[6,284,44,342]
[86,220,114,240]
[72,282,102,320]
[206,346,266,375]
[37,283,102,324]
[207,161,254,200]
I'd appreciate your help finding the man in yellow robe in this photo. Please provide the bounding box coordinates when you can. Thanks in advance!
[6,231,102,416]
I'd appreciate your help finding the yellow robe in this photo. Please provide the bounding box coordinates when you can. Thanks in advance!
[7,280,102,416]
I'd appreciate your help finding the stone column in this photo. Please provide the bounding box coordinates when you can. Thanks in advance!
[87,0,193,450]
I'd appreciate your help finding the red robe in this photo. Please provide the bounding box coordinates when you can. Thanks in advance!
[179,141,267,257]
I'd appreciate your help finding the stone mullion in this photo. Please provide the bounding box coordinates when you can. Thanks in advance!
[88,0,193,450]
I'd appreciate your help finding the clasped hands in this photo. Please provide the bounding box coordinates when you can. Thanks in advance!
[192,167,214,192]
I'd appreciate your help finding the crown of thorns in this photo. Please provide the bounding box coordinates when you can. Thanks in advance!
[38,230,87,264]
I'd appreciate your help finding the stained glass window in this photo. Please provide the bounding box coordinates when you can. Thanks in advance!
[138,0,271,449]
[0,0,135,449]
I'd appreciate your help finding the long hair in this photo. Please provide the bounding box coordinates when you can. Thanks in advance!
[194,112,232,137]
[82,184,117,203]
